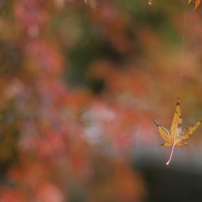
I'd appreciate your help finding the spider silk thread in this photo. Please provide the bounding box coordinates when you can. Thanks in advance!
[178,8,187,97]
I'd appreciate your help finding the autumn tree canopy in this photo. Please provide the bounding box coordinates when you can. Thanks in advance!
[0,0,201,202]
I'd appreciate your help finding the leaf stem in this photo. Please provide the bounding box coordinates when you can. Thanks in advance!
[166,143,175,165]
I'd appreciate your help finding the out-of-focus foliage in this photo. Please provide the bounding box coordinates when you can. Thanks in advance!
[0,0,201,201]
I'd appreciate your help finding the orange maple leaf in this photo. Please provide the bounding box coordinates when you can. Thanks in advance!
[152,97,202,165]
[188,0,200,9]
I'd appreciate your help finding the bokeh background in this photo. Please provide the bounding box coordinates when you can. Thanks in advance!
[0,0,202,201]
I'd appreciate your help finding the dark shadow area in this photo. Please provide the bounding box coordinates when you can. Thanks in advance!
[137,164,202,202]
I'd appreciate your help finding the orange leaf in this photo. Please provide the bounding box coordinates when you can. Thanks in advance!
[188,0,200,9]
[152,97,202,165]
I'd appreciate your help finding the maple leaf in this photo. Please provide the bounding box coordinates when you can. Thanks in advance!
[152,97,202,165]
[188,0,200,9]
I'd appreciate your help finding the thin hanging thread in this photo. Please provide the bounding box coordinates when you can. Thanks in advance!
[178,8,187,96]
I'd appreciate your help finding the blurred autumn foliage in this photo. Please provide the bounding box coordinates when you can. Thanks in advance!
[0,0,202,201]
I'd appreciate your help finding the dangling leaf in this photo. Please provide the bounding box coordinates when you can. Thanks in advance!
[188,0,200,9]
[152,97,202,165]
